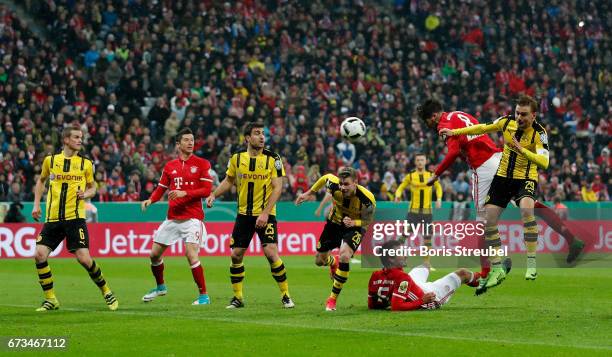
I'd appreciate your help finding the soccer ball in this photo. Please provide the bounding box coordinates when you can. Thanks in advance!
[340,117,366,141]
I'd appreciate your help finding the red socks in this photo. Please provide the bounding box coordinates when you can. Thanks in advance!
[151,260,165,285]
[191,261,207,295]
[534,201,575,245]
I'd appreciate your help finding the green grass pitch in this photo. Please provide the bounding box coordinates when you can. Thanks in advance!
[1,256,611,356]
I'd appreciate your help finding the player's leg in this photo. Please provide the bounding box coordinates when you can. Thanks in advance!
[143,220,174,302]
[182,219,209,305]
[258,215,293,308]
[74,247,118,311]
[426,270,464,307]
[228,247,247,308]
[518,195,538,280]
[474,161,497,278]
[227,215,255,308]
[186,242,209,305]
[479,203,507,291]
[533,200,584,264]
[407,264,430,285]
[34,231,59,311]
[314,221,340,279]
[262,243,294,308]
[326,228,362,311]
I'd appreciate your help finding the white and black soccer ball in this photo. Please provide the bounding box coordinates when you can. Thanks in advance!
[340,117,366,141]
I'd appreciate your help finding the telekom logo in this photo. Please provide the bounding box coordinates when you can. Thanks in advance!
[174,177,183,189]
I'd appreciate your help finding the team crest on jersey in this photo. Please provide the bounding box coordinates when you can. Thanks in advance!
[274,159,282,170]
[171,170,177,174]
[191,166,198,173]
[49,173,55,181]
[540,132,548,144]
[398,281,408,293]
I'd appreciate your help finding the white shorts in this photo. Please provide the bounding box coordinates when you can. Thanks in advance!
[153,219,206,246]
[472,152,502,213]
[408,266,461,307]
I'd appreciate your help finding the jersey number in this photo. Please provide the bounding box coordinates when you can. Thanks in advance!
[457,113,482,142]
[79,228,85,241]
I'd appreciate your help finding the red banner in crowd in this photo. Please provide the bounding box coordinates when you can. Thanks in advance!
[0,221,610,258]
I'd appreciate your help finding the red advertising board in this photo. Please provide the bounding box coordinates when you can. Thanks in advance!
[0,221,610,258]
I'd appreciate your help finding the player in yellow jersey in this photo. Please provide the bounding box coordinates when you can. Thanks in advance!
[206,122,294,309]
[31,126,118,311]
[440,94,549,291]
[394,153,442,267]
[296,167,376,311]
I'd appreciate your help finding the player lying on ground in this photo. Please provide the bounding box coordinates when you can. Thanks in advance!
[31,126,118,311]
[418,98,584,286]
[296,167,376,311]
[141,128,213,305]
[368,239,510,310]
[207,122,294,309]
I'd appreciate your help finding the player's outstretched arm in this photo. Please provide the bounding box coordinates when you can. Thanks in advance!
[442,121,500,137]
[296,174,333,205]
[206,175,234,208]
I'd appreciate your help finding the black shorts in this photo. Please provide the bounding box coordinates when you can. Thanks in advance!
[407,212,433,225]
[230,214,278,249]
[316,220,365,253]
[485,175,537,208]
[37,219,90,253]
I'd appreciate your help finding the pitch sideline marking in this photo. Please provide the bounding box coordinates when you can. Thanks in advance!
[1,304,611,351]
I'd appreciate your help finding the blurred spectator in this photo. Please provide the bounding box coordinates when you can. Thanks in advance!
[4,201,25,223]
[0,0,608,204]
[552,197,569,220]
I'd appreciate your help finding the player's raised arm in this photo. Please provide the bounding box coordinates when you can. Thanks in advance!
[32,156,51,221]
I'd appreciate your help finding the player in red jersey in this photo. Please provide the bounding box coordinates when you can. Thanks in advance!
[368,240,483,311]
[417,99,585,277]
[140,128,213,305]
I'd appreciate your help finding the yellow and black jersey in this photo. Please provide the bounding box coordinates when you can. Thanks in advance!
[452,115,549,180]
[311,174,376,227]
[41,152,94,222]
[395,170,442,214]
[226,148,285,216]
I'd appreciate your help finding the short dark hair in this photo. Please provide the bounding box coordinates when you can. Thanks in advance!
[414,152,427,158]
[243,122,264,136]
[417,99,443,122]
[338,167,357,180]
[380,239,403,268]
[516,94,538,113]
[175,127,193,142]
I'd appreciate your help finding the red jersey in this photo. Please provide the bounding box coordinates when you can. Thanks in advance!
[367,267,437,311]
[149,154,213,220]
[435,111,501,176]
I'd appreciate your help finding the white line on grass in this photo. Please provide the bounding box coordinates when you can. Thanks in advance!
[2,303,610,352]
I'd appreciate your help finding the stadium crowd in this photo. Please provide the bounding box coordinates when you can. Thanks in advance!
[0,0,609,205]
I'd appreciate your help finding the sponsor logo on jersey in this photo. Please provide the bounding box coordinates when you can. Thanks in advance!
[240,173,270,180]
[51,174,84,181]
